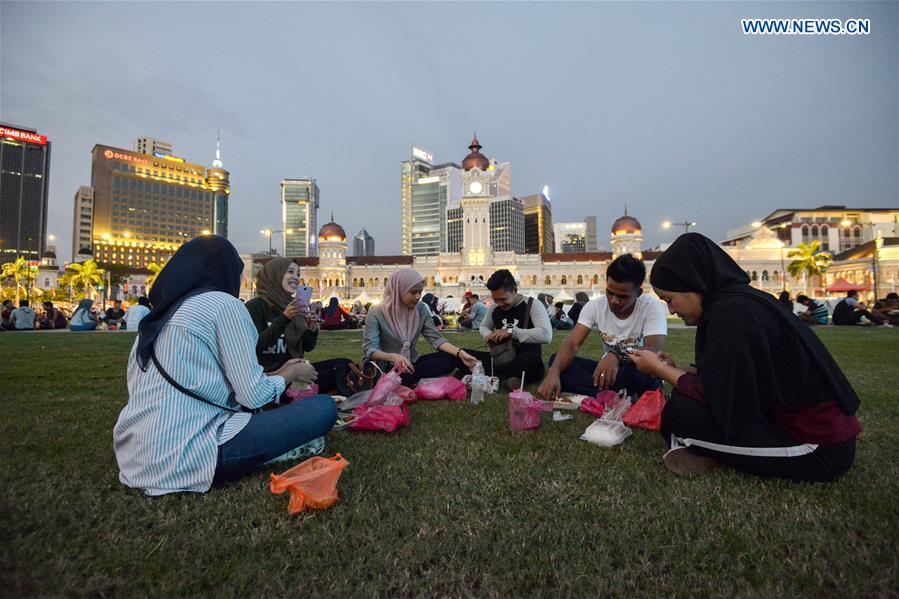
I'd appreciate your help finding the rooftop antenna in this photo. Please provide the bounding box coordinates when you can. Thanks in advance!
[212,129,223,168]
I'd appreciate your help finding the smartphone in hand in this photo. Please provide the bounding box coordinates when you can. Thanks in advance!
[295,285,314,315]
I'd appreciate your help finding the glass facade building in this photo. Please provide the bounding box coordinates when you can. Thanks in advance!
[281,179,319,257]
[0,124,50,261]
[490,197,525,253]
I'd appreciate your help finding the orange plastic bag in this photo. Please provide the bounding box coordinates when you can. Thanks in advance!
[270,453,350,515]
[622,389,666,431]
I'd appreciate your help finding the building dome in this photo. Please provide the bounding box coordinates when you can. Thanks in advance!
[41,250,56,259]
[462,135,490,171]
[318,218,346,241]
[611,212,642,235]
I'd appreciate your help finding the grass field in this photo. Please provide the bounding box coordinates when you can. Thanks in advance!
[1,327,897,596]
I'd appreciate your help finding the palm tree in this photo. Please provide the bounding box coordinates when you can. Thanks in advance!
[1,257,31,305]
[787,241,833,293]
[63,260,105,299]
[146,262,164,291]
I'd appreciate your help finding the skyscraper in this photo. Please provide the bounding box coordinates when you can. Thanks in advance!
[400,147,462,256]
[87,143,225,268]
[281,178,319,257]
[134,137,173,157]
[447,206,463,253]
[354,228,375,256]
[521,190,553,254]
[585,215,598,251]
[208,133,230,237]
[72,186,94,259]
[554,222,588,253]
[490,197,525,253]
[0,123,51,261]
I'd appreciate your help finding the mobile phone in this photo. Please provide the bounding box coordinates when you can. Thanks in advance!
[295,285,314,313]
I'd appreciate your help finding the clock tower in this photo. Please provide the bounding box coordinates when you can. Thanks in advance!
[460,136,493,266]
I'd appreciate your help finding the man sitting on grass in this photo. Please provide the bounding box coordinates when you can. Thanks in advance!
[832,290,890,327]
[537,254,667,400]
[796,294,829,325]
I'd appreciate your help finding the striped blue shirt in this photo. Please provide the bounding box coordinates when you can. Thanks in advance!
[113,292,286,495]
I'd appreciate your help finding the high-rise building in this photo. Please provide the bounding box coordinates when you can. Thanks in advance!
[134,137,173,157]
[72,186,94,259]
[447,206,463,253]
[0,123,51,261]
[522,190,553,254]
[400,147,462,256]
[554,221,588,253]
[208,134,230,237]
[354,228,375,256]
[281,178,319,257]
[88,143,227,268]
[490,197,525,253]
[585,215,598,251]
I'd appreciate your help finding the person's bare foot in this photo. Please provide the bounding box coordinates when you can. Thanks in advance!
[662,447,722,476]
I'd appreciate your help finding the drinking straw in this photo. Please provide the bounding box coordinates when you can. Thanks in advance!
[520,371,525,392]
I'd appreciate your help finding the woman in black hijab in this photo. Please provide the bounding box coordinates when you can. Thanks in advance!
[115,236,337,494]
[629,233,861,482]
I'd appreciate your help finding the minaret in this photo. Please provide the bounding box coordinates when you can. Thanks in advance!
[206,129,231,237]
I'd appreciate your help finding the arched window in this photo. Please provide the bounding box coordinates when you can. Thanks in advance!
[353,278,358,287]
[761,270,769,282]
[544,275,551,285]
[360,279,365,288]
[561,275,567,285]
[576,275,583,285]
[751,271,758,281]
[299,278,306,285]
[810,224,819,237]
[801,225,809,242]
[853,226,861,238]
[773,270,780,281]
[593,274,599,284]
[383,277,388,287]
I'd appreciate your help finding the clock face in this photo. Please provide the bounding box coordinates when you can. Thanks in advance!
[469,181,483,194]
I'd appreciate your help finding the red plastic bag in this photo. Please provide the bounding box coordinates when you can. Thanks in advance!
[508,390,552,431]
[269,453,350,515]
[622,389,666,431]
[366,363,407,406]
[394,385,416,403]
[284,383,319,402]
[350,404,411,432]
[580,390,619,418]
[414,376,467,401]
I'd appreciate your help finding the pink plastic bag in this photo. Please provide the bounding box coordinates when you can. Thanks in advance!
[366,363,407,407]
[508,390,552,431]
[284,383,320,402]
[394,385,417,403]
[350,404,411,432]
[580,390,618,418]
[623,389,666,431]
[414,377,467,401]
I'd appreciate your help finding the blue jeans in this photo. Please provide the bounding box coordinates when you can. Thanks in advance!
[71,322,98,331]
[548,354,662,397]
[213,395,337,483]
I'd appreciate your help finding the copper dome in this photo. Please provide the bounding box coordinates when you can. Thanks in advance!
[318,220,346,241]
[462,135,490,171]
[611,213,642,235]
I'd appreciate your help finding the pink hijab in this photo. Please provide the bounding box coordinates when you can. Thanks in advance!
[381,268,425,359]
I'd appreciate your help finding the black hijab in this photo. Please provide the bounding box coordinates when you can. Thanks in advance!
[136,235,243,369]
[651,233,859,439]
[322,297,341,317]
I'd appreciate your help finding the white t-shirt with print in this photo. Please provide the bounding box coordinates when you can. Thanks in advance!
[577,295,668,356]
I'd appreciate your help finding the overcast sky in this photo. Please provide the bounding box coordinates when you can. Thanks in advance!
[2,1,896,262]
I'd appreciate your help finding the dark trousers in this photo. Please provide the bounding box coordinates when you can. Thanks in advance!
[460,348,546,383]
[311,358,353,394]
[833,309,885,326]
[661,390,855,483]
[213,395,337,483]
[400,351,463,386]
[548,354,662,397]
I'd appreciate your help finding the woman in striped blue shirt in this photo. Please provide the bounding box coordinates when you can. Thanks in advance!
[113,236,337,495]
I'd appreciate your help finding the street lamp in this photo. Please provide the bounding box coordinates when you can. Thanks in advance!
[662,220,697,234]
[260,228,293,256]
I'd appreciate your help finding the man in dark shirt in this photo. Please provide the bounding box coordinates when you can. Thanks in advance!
[832,290,888,326]
[566,292,590,325]
[104,300,126,329]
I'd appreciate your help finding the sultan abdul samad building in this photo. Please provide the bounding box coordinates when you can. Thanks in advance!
[240,137,899,303]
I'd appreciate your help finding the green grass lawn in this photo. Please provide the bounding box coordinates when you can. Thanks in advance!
[1,328,897,596]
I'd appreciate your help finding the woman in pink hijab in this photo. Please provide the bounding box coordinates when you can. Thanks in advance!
[363,268,477,386]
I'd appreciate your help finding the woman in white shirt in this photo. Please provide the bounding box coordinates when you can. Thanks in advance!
[122,296,151,332]
[113,235,336,495]
[70,299,98,331]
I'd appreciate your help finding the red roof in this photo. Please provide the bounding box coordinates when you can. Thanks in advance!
[827,277,869,292]
[346,255,414,266]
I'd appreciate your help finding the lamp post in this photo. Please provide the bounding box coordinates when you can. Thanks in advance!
[662,220,697,234]
[872,232,883,301]
[260,228,293,256]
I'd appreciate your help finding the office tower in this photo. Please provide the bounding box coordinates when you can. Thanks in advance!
[72,186,94,259]
[447,206,463,253]
[585,215,598,251]
[554,222,588,253]
[490,197,525,253]
[281,178,319,257]
[354,228,375,256]
[0,123,51,261]
[88,143,223,268]
[208,134,230,237]
[134,137,173,157]
[401,146,462,256]
[521,190,553,254]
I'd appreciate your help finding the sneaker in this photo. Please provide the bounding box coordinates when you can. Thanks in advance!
[503,377,522,392]
[661,447,722,476]
[882,323,894,328]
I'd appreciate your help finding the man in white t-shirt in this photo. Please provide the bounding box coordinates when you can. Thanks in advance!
[538,254,667,399]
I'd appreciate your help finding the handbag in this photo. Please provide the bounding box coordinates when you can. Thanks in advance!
[488,297,533,369]
[345,361,381,395]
